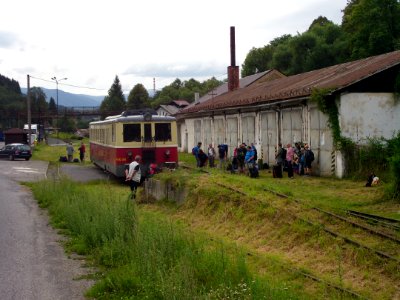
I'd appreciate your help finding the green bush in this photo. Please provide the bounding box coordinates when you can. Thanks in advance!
[386,154,400,200]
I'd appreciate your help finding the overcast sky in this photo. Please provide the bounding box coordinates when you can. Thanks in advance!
[0,0,348,96]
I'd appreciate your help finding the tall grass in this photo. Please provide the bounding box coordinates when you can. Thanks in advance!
[29,179,298,299]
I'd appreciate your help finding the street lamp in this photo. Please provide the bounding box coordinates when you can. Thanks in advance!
[51,76,67,141]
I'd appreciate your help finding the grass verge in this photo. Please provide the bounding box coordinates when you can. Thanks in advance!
[27,179,301,299]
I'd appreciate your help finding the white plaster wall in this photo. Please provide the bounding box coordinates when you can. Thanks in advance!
[340,93,400,141]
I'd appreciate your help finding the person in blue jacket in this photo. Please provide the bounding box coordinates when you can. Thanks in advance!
[192,142,202,167]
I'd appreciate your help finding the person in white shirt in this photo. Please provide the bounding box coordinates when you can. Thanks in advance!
[126,155,142,199]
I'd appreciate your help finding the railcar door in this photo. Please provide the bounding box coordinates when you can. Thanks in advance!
[144,124,152,142]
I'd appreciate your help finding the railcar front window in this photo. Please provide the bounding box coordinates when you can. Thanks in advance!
[123,124,141,142]
[155,123,171,141]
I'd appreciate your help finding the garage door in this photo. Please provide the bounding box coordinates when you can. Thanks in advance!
[281,108,302,145]
[213,118,225,146]
[241,115,255,146]
[226,117,238,157]
[260,111,277,165]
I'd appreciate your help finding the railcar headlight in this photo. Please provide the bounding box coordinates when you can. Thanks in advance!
[164,149,170,158]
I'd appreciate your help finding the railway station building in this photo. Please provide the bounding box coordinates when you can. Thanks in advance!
[175,50,400,178]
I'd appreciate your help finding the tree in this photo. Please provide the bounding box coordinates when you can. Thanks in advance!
[48,97,56,113]
[29,87,48,124]
[127,83,150,109]
[100,76,126,119]
[241,35,292,77]
[342,0,400,59]
[150,76,224,108]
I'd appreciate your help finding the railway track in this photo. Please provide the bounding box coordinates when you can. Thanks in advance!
[217,182,400,262]
[156,165,400,298]
[347,210,400,231]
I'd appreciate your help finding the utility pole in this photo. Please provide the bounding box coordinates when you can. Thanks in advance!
[51,77,67,142]
[27,74,31,146]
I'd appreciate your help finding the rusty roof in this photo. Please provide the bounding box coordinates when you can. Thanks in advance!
[180,50,400,114]
[182,70,283,112]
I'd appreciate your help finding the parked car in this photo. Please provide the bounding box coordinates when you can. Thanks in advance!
[0,143,32,161]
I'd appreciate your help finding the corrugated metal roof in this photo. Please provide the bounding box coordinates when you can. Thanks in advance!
[183,70,279,111]
[180,50,400,114]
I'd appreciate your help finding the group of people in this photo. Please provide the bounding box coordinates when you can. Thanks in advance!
[192,142,234,169]
[65,142,86,163]
[192,141,259,177]
[192,141,315,179]
[274,142,314,178]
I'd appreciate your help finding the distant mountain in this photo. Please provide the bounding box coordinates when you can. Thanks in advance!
[21,87,157,107]
[21,87,105,107]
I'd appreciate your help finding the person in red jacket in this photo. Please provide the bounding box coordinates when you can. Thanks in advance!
[78,142,86,163]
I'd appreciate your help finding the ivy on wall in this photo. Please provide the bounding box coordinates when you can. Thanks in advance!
[310,88,355,151]
[311,87,400,198]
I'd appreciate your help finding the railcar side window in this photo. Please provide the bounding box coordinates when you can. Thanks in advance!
[123,124,141,142]
[155,123,171,141]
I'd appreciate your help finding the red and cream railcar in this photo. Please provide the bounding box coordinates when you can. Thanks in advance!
[89,110,178,177]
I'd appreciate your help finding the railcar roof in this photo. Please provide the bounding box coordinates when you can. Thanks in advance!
[89,115,176,125]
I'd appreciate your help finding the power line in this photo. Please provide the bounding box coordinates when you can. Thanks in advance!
[28,73,229,94]
[29,75,108,91]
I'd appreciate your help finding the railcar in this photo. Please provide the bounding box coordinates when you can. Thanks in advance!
[89,109,178,177]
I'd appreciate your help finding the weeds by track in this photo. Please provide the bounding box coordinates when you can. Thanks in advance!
[217,182,400,262]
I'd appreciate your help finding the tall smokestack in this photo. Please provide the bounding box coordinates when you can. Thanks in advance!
[228,26,239,92]
[230,26,236,66]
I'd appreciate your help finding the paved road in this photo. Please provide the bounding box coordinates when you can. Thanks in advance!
[0,159,93,300]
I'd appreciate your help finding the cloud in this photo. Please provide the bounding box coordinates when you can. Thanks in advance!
[123,61,227,79]
[0,31,19,48]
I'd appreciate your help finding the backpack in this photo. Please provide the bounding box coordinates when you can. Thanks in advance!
[281,148,287,160]
[309,150,315,162]
[192,147,196,155]
[218,146,225,158]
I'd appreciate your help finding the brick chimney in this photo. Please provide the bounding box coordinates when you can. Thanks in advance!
[228,26,239,92]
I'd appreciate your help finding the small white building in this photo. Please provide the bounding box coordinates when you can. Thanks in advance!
[156,100,190,116]
[176,50,400,178]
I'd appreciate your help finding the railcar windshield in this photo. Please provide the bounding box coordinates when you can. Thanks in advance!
[155,123,171,141]
[123,123,141,142]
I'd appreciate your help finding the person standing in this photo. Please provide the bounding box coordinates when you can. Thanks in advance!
[237,143,247,173]
[304,144,315,176]
[273,143,284,178]
[218,144,228,170]
[66,142,74,162]
[207,144,216,168]
[286,143,295,178]
[192,142,202,167]
[78,142,86,163]
[251,143,258,162]
[126,155,142,199]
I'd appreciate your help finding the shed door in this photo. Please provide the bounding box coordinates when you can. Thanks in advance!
[203,118,212,147]
[309,107,333,176]
[242,116,255,146]
[226,117,238,157]
[194,120,202,145]
[260,111,277,165]
[213,118,225,146]
[281,108,302,145]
